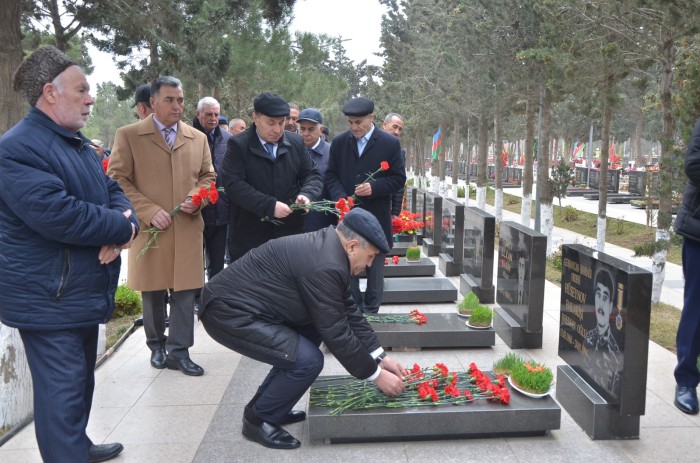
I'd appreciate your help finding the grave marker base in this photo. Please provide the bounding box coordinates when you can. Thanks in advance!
[370,312,494,349]
[422,238,441,257]
[361,258,435,278]
[438,253,462,277]
[556,365,640,440]
[494,306,542,349]
[308,372,561,443]
[362,277,458,303]
[459,273,495,304]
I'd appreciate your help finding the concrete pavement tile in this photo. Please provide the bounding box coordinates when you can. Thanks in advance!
[137,374,231,407]
[111,442,199,463]
[86,407,130,444]
[0,448,42,462]
[106,405,218,444]
[92,377,155,408]
[614,426,700,463]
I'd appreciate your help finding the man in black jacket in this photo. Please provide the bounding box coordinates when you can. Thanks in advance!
[673,117,700,415]
[199,208,406,449]
[326,97,406,313]
[222,92,322,262]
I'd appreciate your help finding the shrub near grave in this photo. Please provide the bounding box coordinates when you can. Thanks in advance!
[113,285,142,318]
[469,305,493,327]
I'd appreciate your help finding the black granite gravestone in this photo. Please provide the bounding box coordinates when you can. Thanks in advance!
[422,193,443,256]
[406,185,418,213]
[361,277,458,304]
[360,257,435,278]
[412,187,426,245]
[438,198,465,277]
[494,221,546,348]
[505,167,523,187]
[556,244,652,439]
[588,168,621,193]
[459,206,496,303]
[627,171,659,197]
[370,313,494,349]
[575,167,589,186]
[308,374,561,443]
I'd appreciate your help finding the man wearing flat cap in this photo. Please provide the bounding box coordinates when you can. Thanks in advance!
[298,108,333,232]
[0,46,137,462]
[199,207,407,449]
[222,92,322,262]
[326,97,407,313]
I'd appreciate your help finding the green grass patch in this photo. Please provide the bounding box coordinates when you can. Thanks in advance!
[650,302,680,353]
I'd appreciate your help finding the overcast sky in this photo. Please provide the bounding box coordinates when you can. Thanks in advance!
[87,0,387,90]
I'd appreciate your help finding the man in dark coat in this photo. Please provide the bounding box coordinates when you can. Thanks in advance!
[222,92,322,262]
[200,208,406,449]
[383,112,407,216]
[0,46,137,463]
[193,96,232,280]
[325,97,407,313]
[298,108,334,232]
[673,116,700,415]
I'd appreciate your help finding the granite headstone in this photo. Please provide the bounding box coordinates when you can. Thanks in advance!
[459,206,496,303]
[438,198,465,276]
[422,192,443,256]
[494,221,546,348]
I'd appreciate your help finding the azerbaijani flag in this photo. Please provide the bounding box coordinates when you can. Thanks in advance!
[432,127,442,160]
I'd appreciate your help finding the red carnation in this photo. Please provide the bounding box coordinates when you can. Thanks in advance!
[380,161,389,171]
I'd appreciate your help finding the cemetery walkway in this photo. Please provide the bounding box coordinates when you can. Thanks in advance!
[1,194,695,462]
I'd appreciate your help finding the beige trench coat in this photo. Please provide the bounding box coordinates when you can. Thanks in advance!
[108,115,216,291]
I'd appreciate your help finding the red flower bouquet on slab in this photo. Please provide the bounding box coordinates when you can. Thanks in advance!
[310,361,510,415]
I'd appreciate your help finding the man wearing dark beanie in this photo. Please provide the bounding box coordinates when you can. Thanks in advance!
[199,207,406,449]
[0,46,136,462]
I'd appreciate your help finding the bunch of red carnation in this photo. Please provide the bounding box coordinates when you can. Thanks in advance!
[469,362,510,404]
[335,196,354,221]
[409,309,427,325]
[192,183,219,207]
[392,210,424,235]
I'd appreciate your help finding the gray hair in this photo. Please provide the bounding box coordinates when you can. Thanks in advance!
[197,96,220,111]
[151,76,182,98]
[337,221,369,249]
[288,102,300,111]
[384,112,404,123]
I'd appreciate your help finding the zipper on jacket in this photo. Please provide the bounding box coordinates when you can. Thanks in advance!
[56,248,71,299]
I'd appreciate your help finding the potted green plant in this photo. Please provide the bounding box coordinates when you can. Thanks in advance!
[405,245,421,262]
[492,352,524,377]
[457,291,480,317]
[508,361,553,397]
[466,305,492,329]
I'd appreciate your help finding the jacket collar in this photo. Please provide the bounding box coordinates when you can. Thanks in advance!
[27,107,91,149]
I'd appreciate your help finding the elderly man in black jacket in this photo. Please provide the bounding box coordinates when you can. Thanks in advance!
[199,208,406,450]
[222,92,322,262]
[326,97,406,313]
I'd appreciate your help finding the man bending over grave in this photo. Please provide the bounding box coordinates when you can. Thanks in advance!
[198,208,407,449]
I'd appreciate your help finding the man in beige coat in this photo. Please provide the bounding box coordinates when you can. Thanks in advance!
[109,76,216,376]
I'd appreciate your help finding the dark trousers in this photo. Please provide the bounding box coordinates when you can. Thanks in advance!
[350,251,386,313]
[20,326,98,463]
[204,224,227,280]
[201,308,324,425]
[142,289,196,359]
[676,238,700,387]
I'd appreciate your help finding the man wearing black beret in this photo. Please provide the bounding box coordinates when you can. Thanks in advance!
[222,92,322,261]
[199,207,406,449]
[325,97,407,313]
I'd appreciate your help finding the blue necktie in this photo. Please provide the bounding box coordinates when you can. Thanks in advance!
[264,142,275,159]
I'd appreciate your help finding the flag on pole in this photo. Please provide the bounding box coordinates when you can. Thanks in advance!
[432,127,442,160]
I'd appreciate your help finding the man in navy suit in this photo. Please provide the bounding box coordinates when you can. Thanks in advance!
[325,97,406,313]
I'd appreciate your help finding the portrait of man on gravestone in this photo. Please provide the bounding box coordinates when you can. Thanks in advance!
[585,266,623,396]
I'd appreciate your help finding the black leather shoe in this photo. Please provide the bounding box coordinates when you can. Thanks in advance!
[166,356,204,376]
[675,386,699,415]
[280,410,306,425]
[241,416,300,449]
[88,442,124,462]
[150,349,166,369]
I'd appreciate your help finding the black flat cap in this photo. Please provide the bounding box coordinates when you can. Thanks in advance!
[131,84,151,108]
[342,208,390,254]
[342,97,374,117]
[253,92,290,117]
[219,115,228,125]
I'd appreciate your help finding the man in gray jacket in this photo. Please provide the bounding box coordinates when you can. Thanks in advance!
[199,208,406,449]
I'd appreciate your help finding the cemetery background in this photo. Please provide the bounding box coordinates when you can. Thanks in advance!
[0,182,696,462]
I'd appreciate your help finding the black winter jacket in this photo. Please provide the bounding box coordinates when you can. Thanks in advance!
[675,118,700,242]
[200,227,381,379]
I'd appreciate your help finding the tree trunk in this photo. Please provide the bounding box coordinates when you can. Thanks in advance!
[476,113,489,210]
[494,111,503,223]
[522,89,536,227]
[452,117,460,192]
[597,74,613,252]
[632,106,644,168]
[0,325,33,431]
[0,0,24,136]
[538,87,554,255]
[652,34,678,303]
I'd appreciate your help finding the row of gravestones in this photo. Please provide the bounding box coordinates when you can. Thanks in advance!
[323,186,651,442]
